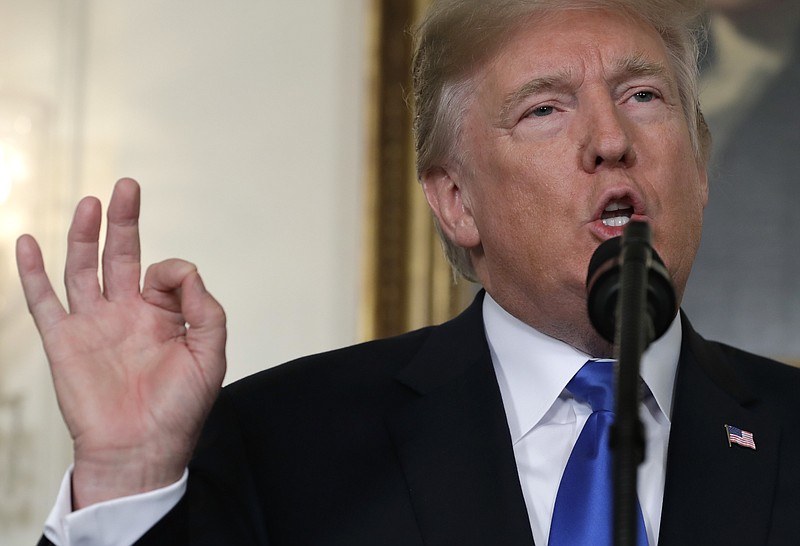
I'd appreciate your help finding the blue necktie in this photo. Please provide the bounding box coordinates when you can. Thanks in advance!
[548,360,648,546]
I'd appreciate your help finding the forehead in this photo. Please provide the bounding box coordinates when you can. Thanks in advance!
[473,8,673,99]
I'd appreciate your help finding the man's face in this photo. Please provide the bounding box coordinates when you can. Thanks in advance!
[425,9,708,355]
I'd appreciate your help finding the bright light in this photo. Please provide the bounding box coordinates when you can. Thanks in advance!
[0,142,28,205]
[0,209,22,238]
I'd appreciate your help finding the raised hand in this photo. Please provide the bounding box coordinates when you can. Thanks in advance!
[16,178,227,509]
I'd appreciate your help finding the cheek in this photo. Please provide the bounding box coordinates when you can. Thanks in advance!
[677,165,709,216]
[658,178,707,288]
[650,125,707,211]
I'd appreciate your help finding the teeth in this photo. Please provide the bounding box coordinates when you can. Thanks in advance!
[602,216,631,227]
[602,199,634,227]
[604,201,627,212]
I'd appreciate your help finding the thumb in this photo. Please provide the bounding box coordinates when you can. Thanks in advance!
[179,269,228,384]
[142,259,227,384]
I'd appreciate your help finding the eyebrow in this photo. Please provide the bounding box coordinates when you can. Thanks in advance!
[498,69,575,124]
[608,54,670,86]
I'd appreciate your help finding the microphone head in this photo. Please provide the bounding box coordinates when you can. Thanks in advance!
[587,237,622,288]
[643,251,677,341]
[586,237,622,343]
[586,231,677,344]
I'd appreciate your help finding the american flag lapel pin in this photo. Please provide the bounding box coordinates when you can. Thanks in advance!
[725,424,756,450]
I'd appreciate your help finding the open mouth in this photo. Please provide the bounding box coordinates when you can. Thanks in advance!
[601,200,634,227]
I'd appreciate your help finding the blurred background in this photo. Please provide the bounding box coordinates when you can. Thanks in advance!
[0,1,369,542]
[0,1,797,543]
[682,0,800,364]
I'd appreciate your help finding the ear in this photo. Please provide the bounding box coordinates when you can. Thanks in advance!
[693,160,709,209]
[421,166,481,248]
[699,168,709,208]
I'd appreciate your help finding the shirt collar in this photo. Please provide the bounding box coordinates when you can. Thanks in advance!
[483,293,681,444]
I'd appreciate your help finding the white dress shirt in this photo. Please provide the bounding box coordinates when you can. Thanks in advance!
[45,294,681,546]
[484,293,680,546]
[45,467,187,546]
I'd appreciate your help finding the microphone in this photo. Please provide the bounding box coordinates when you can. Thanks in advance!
[586,222,677,546]
[586,222,677,344]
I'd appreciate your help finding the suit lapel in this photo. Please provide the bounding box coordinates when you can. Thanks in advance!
[658,317,781,545]
[385,293,535,546]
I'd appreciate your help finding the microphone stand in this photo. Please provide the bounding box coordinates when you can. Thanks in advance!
[612,221,654,546]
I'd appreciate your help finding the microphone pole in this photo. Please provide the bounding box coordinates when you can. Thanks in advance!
[614,221,652,546]
[586,221,676,546]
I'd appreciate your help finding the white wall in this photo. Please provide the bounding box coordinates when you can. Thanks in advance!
[81,0,369,381]
[0,1,369,543]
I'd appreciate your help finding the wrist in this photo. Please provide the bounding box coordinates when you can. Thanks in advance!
[71,445,188,509]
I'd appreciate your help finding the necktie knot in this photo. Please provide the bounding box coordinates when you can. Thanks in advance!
[567,359,615,413]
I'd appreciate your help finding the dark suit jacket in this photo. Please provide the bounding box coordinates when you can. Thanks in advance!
[40,292,800,545]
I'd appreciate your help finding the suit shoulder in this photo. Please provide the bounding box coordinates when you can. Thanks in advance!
[714,341,800,378]
[712,340,800,406]
[223,325,437,400]
[223,290,486,402]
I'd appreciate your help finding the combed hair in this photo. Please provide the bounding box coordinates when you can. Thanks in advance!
[412,0,711,282]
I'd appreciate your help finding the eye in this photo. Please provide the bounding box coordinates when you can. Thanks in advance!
[631,90,656,103]
[527,105,555,118]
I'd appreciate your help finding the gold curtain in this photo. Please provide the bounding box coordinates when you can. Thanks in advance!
[360,0,476,341]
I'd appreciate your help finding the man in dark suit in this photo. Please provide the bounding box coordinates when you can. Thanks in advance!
[17,0,800,544]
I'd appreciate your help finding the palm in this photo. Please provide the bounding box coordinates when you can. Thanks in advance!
[46,297,219,458]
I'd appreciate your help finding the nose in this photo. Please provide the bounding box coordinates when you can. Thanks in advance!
[579,99,635,172]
